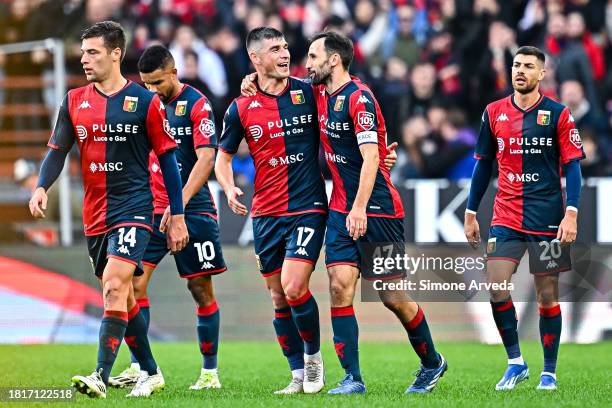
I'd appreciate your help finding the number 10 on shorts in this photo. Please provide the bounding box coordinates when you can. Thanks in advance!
[194,241,215,262]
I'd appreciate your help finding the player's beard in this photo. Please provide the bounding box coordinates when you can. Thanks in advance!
[310,65,332,86]
[513,78,538,95]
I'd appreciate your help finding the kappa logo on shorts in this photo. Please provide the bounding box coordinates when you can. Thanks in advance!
[201,262,215,269]
[546,260,559,270]
[117,245,131,256]
[296,247,309,256]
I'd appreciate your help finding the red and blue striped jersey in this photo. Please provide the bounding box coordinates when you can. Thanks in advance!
[149,84,217,218]
[219,77,327,217]
[475,94,586,235]
[47,81,177,236]
[314,79,404,218]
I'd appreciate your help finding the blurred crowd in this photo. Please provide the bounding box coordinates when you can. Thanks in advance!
[2,0,612,183]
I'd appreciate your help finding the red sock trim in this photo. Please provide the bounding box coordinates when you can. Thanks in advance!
[136,297,150,308]
[405,307,424,330]
[286,290,313,307]
[539,304,561,317]
[197,302,219,316]
[331,305,354,317]
[275,311,292,318]
[103,310,128,321]
[128,304,140,321]
[493,300,514,312]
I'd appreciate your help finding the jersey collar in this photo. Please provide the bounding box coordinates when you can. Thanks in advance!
[166,83,188,105]
[92,79,131,99]
[511,93,544,114]
[256,78,290,98]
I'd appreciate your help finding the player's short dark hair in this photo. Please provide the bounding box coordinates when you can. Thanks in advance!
[246,27,284,51]
[515,46,545,65]
[81,21,126,61]
[138,45,175,73]
[310,31,354,70]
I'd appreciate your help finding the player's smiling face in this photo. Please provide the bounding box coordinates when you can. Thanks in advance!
[306,38,333,86]
[511,54,545,95]
[253,37,290,79]
[140,66,178,103]
[80,37,121,83]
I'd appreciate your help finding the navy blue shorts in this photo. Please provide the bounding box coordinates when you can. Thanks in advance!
[325,210,405,280]
[486,225,572,275]
[87,225,151,278]
[252,212,326,276]
[142,213,226,278]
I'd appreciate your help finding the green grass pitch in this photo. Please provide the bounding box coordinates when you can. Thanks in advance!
[1,341,609,407]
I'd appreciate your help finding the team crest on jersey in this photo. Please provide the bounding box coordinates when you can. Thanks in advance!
[537,110,550,126]
[334,95,345,111]
[123,96,138,112]
[175,101,188,116]
[290,90,305,104]
[569,129,582,148]
[357,111,375,130]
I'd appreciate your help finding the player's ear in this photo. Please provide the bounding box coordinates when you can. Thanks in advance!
[249,52,258,66]
[111,47,122,62]
[330,53,340,68]
[538,67,546,81]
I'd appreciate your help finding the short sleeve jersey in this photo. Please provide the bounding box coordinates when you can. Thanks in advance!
[48,81,177,236]
[475,94,585,234]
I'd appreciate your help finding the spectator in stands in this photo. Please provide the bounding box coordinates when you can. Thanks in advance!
[170,24,228,99]
[380,4,419,69]
[560,80,610,171]
[391,116,430,183]
[402,110,476,179]
[566,12,606,82]
[561,80,608,139]
[377,56,410,146]
[406,62,442,118]
[178,49,224,127]
[543,13,599,113]
[439,110,477,180]
[475,21,516,110]
[425,29,462,106]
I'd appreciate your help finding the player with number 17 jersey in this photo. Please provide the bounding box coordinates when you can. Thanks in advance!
[220,77,327,276]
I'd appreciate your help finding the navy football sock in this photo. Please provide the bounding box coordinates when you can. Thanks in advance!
[331,306,362,382]
[124,305,158,375]
[130,297,150,364]
[272,307,304,372]
[539,305,562,373]
[197,302,220,370]
[491,298,522,360]
[96,311,128,384]
[403,306,441,369]
[287,290,320,355]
